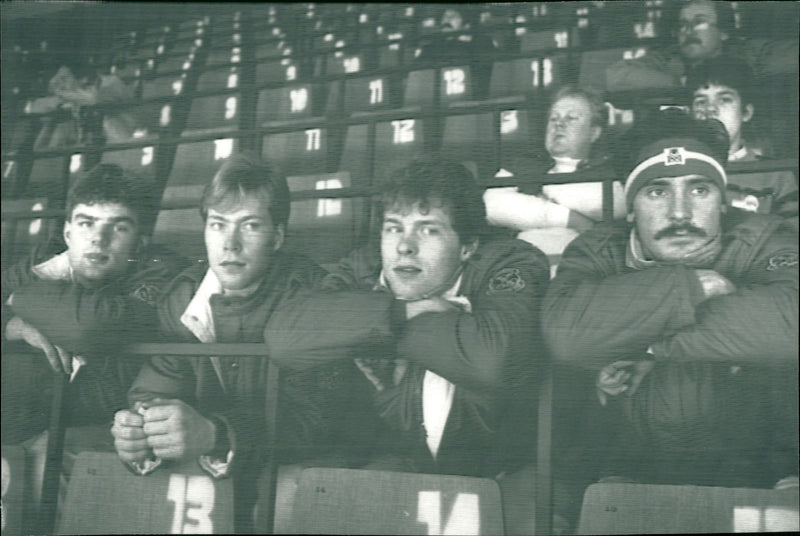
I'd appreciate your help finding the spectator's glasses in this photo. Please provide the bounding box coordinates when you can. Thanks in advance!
[676,18,716,33]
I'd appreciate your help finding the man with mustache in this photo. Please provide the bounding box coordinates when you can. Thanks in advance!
[543,111,798,488]
[111,153,371,531]
[265,158,550,477]
[605,0,797,91]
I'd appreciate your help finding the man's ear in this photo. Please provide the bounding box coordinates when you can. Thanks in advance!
[626,212,636,223]
[590,125,602,144]
[63,219,72,247]
[460,238,479,262]
[742,103,754,123]
[273,224,285,251]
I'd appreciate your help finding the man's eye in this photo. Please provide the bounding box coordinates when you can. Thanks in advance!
[242,222,261,231]
[208,221,224,231]
[114,224,131,233]
[647,188,666,198]
[692,186,709,195]
[382,225,401,234]
[420,226,439,236]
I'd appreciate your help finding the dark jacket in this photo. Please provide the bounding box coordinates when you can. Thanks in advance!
[605,39,799,92]
[265,238,550,476]
[2,238,188,424]
[128,252,371,476]
[542,209,798,370]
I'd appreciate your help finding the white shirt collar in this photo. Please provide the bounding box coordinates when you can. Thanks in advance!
[729,145,748,162]
[180,269,222,343]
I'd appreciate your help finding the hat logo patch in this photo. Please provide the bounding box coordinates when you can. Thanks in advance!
[664,147,685,166]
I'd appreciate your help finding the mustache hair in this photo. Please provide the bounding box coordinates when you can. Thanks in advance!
[654,223,708,240]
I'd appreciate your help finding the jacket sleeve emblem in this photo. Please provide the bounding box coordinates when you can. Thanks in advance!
[766,252,799,271]
[130,282,161,305]
[487,267,526,294]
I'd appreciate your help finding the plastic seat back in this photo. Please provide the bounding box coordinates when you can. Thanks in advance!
[58,451,234,534]
[578,483,800,534]
[1,445,26,536]
[288,468,504,535]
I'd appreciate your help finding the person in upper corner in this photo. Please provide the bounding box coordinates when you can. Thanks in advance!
[2,163,187,445]
[28,58,136,148]
[264,158,550,478]
[542,110,798,488]
[605,0,798,92]
[414,6,498,100]
[686,56,798,227]
[111,152,371,532]
[484,86,626,272]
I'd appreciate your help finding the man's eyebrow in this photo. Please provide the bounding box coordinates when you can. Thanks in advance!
[73,213,137,225]
[646,178,672,187]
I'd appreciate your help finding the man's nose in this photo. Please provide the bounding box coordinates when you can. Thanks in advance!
[91,225,112,247]
[396,232,417,256]
[223,228,242,251]
[668,192,692,222]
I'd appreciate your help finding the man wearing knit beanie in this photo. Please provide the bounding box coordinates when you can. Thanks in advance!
[542,110,798,488]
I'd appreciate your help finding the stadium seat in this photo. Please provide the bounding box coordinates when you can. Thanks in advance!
[439,65,474,105]
[170,137,239,188]
[183,91,242,135]
[402,69,435,108]
[101,146,158,179]
[157,51,194,74]
[373,118,425,182]
[498,108,541,168]
[578,46,650,90]
[1,197,54,265]
[577,483,800,534]
[141,73,185,100]
[282,171,363,265]
[152,185,206,263]
[441,113,496,180]
[256,84,322,125]
[339,124,371,187]
[343,75,396,114]
[197,65,240,92]
[1,445,26,536]
[286,468,504,535]
[58,452,235,534]
[255,59,291,86]
[206,46,240,67]
[106,101,173,143]
[488,55,567,102]
[519,28,574,53]
[261,129,328,179]
[26,156,67,199]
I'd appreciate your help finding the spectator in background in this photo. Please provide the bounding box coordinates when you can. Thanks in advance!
[484,86,626,272]
[543,111,798,488]
[687,56,798,225]
[415,6,498,99]
[27,58,135,149]
[606,0,798,92]
[265,158,549,478]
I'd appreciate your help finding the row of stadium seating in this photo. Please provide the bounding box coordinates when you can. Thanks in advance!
[1,4,798,533]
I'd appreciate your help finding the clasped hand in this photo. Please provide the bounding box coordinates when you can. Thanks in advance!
[112,398,217,465]
[596,359,655,406]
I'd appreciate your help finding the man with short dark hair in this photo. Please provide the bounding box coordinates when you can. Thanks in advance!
[687,56,798,222]
[543,111,798,487]
[606,0,798,91]
[265,158,550,477]
[111,152,365,531]
[2,163,186,443]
